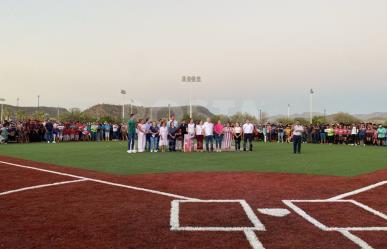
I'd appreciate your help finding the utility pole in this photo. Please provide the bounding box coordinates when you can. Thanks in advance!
[130,99,134,114]
[309,89,314,124]
[120,89,126,122]
[37,95,40,110]
[168,104,171,119]
[0,98,5,123]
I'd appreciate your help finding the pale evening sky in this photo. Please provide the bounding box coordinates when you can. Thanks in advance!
[1,0,386,116]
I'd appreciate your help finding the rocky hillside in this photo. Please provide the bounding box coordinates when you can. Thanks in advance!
[83,104,214,120]
[1,104,69,119]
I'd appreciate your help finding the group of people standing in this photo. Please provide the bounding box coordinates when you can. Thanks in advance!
[126,114,256,153]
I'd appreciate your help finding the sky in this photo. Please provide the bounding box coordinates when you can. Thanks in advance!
[1,0,386,116]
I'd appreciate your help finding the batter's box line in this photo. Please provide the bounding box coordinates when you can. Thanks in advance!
[170,199,266,232]
[282,199,387,249]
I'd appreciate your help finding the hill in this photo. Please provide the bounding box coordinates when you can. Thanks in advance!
[83,104,214,121]
[1,104,69,120]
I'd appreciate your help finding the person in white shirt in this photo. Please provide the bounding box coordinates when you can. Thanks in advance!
[195,120,204,152]
[203,117,214,152]
[242,120,254,151]
[350,124,358,146]
[233,122,242,151]
[292,121,304,154]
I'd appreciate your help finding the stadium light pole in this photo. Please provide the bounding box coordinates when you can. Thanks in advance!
[0,98,5,123]
[182,75,201,119]
[130,99,134,114]
[309,89,314,124]
[120,89,126,122]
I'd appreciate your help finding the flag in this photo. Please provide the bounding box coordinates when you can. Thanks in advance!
[310,89,314,94]
[121,89,126,94]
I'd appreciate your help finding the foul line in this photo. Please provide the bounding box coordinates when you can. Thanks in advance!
[0,179,87,196]
[0,160,197,201]
[327,180,387,201]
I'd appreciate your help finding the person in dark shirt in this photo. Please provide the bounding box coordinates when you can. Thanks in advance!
[168,123,178,152]
[45,120,54,143]
[149,121,160,152]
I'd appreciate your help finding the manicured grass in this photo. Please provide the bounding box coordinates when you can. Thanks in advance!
[0,142,386,176]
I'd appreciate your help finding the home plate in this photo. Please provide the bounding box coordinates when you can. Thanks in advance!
[258,208,291,217]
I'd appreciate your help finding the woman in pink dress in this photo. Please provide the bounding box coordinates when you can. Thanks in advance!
[222,122,233,151]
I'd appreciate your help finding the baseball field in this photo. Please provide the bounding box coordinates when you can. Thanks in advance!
[1,142,386,249]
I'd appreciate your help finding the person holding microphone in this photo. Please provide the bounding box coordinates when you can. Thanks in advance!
[292,121,304,154]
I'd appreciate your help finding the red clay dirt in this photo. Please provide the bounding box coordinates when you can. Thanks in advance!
[0,155,386,249]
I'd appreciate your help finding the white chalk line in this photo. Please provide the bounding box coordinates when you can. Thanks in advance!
[1,160,265,249]
[0,160,197,201]
[338,230,373,249]
[244,230,265,249]
[283,180,387,249]
[170,200,265,231]
[328,180,387,201]
[0,179,88,196]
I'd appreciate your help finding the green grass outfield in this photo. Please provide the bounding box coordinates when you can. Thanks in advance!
[0,142,386,176]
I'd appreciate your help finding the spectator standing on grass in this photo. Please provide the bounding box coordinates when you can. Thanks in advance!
[186,119,195,152]
[104,122,111,141]
[377,125,386,146]
[0,123,9,144]
[195,120,204,152]
[243,120,254,152]
[45,120,54,144]
[127,114,137,153]
[158,121,168,152]
[149,121,159,152]
[277,125,284,143]
[292,121,304,154]
[214,120,224,152]
[137,119,146,153]
[233,122,242,152]
[168,122,178,152]
[222,122,233,151]
[203,117,214,152]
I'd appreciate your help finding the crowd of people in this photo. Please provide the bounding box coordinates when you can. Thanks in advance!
[0,115,386,153]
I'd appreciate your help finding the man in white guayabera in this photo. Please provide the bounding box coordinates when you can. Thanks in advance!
[292,121,304,154]
[242,120,254,152]
[203,117,214,152]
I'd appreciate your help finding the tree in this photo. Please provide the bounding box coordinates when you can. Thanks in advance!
[384,120,387,126]
[16,110,27,121]
[229,112,258,123]
[312,115,326,125]
[32,111,45,121]
[276,117,294,125]
[293,117,309,126]
[2,107,13,121]
[331,112,360,124]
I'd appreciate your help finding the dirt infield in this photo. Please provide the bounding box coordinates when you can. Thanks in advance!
[0,155,386,249]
